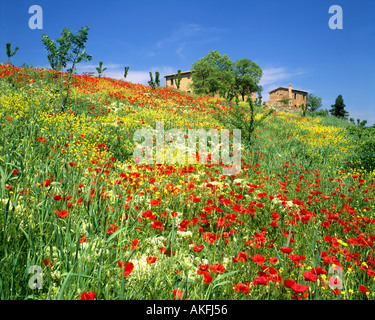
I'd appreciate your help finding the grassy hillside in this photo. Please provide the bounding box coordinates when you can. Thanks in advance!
[0,63,374,300]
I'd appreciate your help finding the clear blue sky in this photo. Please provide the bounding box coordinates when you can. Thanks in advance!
[1,0,375,125]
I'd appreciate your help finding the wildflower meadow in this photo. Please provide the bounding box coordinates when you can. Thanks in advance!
[0,62,374,302]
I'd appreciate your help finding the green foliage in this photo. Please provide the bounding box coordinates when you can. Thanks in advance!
[148,71,160,92]
[211,97,274,147]
[347,122,374,139]
[349,118,367,128]
[279,96,291,108]
[301,104,308,117]
[175,70,181,89]
[191,51,234,98]
[42,25,92,112]
[95,61,107,78]
[311,109,329,117]
[329,94,349,119]
[234,58,262,101]
[124,66,129,79]
[191,52,262,101]
[5,43,19,63]
[306,93,322,112]
[155,71,160,87]
[348,137,375,172]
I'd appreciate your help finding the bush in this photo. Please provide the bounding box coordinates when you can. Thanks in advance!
[347,137,375,172]
[311,109,329,117]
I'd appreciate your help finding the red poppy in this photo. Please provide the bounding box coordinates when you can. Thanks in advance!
[151,220,164,230]
[359,286,369,294]
[77,291,96,300]
[234,283,250,293]
[311,267,327,275]
[203,273,213,284]
[146,256,158,264]
[237,252,248,262]
[124,262,134,277]
[197,264,210,275]
[150,199,160,206]
[332,288,340,296]
[269,257,278,264]
[43,258,53,267]
[291,284,309,293]
[284,279,296,288]
[288,254,305,262]
[193,245,204,252]
[251,254,266,265]
[253,276,269,285]
[130,238,139,250]
[210,264,225,273]
[54,210,69,219]
[173,289,185,300]
[107,223,118,235]
[280,247,293,254]
[303,271,318,282]
[143,210,155,220]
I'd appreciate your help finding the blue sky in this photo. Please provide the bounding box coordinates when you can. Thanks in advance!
[1,0,375,125]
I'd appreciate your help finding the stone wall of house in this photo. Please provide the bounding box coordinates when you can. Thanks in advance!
[265,85,307,111]
[165,73,193,92]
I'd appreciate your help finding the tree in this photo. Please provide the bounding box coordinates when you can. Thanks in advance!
[124,66,129,79]
[6,42,19,63]
[233,58,262,101]
[306,93,322,112]
[175,70,181,89]
[210,96,274,148]
[350,118,367,127]
[155,71,160,87]
[95,61,107,78]
[148,71,160,93]
[191,50,234,97]
[42,25,92,112]
[148,72,155,91]
[329,95,349,119]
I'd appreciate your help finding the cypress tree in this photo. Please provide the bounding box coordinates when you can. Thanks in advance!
[329,95,349,119]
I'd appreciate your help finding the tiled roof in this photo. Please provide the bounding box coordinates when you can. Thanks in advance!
[164,70,194,78]
[269,87,308,94]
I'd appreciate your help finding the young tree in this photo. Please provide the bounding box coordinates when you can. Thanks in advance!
[175,70,181,89]
[148,72,155,90]
[306,93,322,112]
[148,71,160,93]
[124,66,129,79]
[233,58,262,101]
[6,43,19,63]
[256,87,263,105]
[210,96,274,147]
[96,61,107,78]
[329,94,349,119]
[42,25,92,112]
[155,71,160,87]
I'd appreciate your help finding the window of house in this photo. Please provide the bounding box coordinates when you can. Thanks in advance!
[294,93,297,99]
[171,78,174,86]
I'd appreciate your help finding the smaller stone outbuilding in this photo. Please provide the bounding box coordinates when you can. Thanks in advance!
[265,84,308,111]
[165,70,194,93]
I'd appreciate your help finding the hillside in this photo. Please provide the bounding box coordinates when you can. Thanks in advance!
[0,63,374,300]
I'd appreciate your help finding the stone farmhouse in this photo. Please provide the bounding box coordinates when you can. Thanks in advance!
[265,84,308,111]
[164,70,257,102]
[164,70,194,93]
